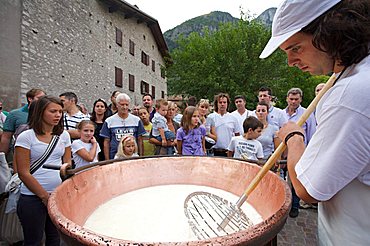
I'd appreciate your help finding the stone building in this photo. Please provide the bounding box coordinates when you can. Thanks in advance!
[0,0,169,110]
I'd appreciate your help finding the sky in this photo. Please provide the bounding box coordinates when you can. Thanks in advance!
[124,0,282,32]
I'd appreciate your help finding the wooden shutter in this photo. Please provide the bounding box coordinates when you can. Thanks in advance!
[129,39,135,55]
[129,74,135,92]
[115,67,122,87]
[151,85,155,99]
[116,28,122,46]
[152,60,155,72]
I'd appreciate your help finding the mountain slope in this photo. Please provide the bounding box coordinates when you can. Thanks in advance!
[164,11,239,51]
[254,8,276,28]
[164,9,276,51]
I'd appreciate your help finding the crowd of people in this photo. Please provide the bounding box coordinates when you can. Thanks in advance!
[0,0,369,245]
[0,85,320,245]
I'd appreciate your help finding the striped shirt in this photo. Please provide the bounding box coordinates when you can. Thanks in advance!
[63,111,89,130]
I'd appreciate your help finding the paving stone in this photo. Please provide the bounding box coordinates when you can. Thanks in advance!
[277,208,318,245]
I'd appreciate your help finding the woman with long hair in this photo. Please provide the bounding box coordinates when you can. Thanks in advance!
[176,106,206,155]
[15,95,71,245]
[90,98,109,161]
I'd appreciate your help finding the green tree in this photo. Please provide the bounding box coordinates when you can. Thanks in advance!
[166,19,323,110]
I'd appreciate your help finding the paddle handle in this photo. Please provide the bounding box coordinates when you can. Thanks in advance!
[236,73,337,208]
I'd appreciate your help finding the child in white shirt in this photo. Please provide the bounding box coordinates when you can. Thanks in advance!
[71,120,100,168]
[228,116,264,161]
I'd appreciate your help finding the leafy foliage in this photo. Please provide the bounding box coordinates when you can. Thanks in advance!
[166,19,326,111]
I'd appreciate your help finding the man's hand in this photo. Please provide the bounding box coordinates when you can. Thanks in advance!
[277,121,304,143]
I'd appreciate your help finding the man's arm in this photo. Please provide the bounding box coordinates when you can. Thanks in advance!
[285,136,317,203]
[67,129,81,139]
[103,138,110,160]
[137,135,143,156]
[277,122,318,203]
[0,132,13,154]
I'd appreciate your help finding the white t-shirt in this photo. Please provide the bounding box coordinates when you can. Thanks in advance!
[295,55,370,244]
[227,136,263,161]
[114,153,139,159]
[230,109,251,131]
[71,139,101,168]
[15,129,71,195]
[207,112,241,149]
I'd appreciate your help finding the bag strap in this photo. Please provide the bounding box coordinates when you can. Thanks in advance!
[30,135,60,174]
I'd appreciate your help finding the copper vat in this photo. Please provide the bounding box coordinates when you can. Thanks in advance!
[48,156,291,245]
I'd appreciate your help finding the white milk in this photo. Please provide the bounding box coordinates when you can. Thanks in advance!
[84,184,263,242]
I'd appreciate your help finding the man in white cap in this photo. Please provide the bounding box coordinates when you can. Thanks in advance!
[260,0,370,244]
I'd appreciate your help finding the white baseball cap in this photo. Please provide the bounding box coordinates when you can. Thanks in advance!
[259,0,341,59]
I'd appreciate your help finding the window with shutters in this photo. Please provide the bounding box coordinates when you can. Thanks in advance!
[151,60,155,72]
[160,65,166,78]
[129,74,135,92]
[129,39,135,56]
[116,28,122,46]
[140,80,149,94]
[141,51,149,65]
[115,67,123,87]
[151,85,155,99]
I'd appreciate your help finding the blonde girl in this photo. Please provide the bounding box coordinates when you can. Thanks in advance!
[71,120,101,168]
[114,135,139,158]
[176,106,206,155]
[197,99,217,154]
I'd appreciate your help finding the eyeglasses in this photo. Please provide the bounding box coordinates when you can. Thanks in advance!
[256,109,267,112]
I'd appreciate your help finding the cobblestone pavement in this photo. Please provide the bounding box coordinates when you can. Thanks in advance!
[277,207,318,246]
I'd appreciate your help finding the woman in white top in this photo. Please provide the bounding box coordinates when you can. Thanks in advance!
[15,95,71,246]
[255,102,281,173]
[255,101,280,160]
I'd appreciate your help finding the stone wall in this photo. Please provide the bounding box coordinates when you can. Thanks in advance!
[19,0,167,110]
[0,0,22,110]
